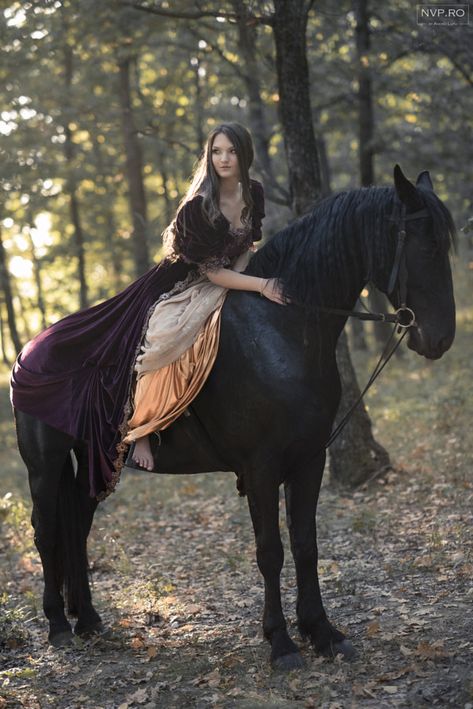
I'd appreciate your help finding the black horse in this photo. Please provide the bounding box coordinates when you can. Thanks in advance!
[15,166,455,670]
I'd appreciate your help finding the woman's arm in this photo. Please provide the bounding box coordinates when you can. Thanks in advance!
[206,267,285,304]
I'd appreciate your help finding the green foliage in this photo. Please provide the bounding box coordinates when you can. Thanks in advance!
[0,0,471,351]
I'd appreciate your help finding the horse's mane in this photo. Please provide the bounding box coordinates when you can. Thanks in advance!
[247,185,456,309]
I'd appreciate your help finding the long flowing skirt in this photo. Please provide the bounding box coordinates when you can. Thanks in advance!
[125,276,227,440]
[10,259,197,499]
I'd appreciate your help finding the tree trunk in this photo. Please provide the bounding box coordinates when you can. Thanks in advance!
[15,289,32,342]
[350,300,368,350]
[158,150,174,228]
[118,55,150,277]
[329,331,390,487]
[91,131,123,292]
[355,0,375,187]
[0,225,22,354]
[0,303,11,365]
[63,41,88,310]
[328,0,390,485]
[272,0,323,214]
[271,0,389,487]
[233,0,276,187]
[192,57,205,151]
[355,0,397,352]
[26,218,47,331]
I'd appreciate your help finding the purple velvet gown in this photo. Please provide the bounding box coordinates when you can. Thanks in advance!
[11,181,265,499]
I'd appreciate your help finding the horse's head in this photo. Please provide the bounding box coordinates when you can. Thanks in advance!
[385,165,456,360]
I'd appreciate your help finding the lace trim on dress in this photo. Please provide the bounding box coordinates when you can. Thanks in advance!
[98,267,200,501]
[197,225,252,275]
[198,254,232,275]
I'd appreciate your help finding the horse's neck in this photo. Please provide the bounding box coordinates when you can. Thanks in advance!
[250,186,393,315]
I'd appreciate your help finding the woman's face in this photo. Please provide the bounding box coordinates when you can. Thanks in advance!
[211,133,240,181]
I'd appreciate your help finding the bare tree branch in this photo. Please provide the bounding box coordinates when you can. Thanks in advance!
[120,0,274,25]
[186,25,247,80]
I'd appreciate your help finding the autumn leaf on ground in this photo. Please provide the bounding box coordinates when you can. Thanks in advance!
[367,619,380,637]
[416,640,449,659]
[130,636,145,649]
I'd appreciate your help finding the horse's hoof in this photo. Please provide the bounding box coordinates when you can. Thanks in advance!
[49,630,74,648]
[331,639,356,660]
[74,621,105,639]
[272,652,306,671]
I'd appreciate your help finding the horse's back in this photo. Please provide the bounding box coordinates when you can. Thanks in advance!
[190,292,340,461]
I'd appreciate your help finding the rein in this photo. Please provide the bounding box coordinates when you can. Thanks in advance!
[322,200,429,449]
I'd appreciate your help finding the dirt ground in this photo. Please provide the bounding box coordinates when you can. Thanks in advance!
[1,265,472,708]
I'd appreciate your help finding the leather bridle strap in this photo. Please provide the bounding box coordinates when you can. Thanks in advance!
[320,201,430,449]
[387,202,429,304]
[316,305,399,324]
[315,201,429,329]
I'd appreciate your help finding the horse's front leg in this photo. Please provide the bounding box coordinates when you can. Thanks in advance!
[246,471,304,670]
[284,451,355,660]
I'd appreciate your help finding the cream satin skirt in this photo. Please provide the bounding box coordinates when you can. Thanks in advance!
[124,277,227,442]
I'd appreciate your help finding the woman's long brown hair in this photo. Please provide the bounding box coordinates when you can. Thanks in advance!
[163,123,255,250]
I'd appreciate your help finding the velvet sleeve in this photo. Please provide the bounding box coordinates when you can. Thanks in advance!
[172,197,233,273]
[251,180,265,243]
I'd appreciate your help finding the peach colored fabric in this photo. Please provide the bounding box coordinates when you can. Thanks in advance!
[124,304,223,442]
[134,276,227,375]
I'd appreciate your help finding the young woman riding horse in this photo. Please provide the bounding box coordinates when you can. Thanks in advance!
[12,158,455,670]
[11,123,284,497]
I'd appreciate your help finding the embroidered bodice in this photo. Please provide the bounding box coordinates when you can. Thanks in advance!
[169,179,265,274]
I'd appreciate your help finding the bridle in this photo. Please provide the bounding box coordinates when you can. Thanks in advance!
[317,199,429,330]
[385,200,429,328]
[323,198,430,449]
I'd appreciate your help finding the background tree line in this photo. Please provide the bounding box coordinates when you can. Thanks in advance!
[0,0,471,483]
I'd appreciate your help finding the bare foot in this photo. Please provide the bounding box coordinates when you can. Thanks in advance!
[132,436,154,471]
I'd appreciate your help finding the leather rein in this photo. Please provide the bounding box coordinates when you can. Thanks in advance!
[323,200,430,449]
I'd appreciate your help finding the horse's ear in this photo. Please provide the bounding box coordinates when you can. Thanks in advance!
[393,164,423,209]
[416,170,434,190]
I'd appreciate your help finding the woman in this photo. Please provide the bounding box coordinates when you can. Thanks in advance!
[125,124,285,471]
[11,122,284,499]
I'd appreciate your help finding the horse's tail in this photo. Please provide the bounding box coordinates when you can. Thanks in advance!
[56,453,88,616]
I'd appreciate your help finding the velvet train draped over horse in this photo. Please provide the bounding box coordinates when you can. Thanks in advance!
[11,180,264,499]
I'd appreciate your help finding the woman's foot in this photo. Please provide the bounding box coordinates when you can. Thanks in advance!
[132,436,154,471]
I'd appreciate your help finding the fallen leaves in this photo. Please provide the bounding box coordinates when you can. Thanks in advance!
[2,318,473,708]
[416,640,449,660]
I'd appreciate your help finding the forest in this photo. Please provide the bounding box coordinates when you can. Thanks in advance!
[1,1,472,707]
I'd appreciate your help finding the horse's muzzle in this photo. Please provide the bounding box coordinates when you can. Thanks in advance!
[408,326,455,360]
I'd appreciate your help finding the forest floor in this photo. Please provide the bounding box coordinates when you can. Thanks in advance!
[1,264,472,709]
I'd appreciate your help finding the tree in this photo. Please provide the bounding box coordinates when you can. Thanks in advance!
[270,0,390,485]
[0,222,22,355]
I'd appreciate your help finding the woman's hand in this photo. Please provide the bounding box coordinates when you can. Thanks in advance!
[261,278,287,305]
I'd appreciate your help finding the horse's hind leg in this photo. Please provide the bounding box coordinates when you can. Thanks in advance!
[284,451,355,660]
[69,442,103,638]
[16,413,75,646]
[246,468,304,670]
